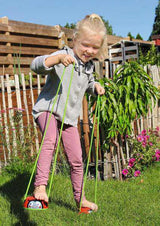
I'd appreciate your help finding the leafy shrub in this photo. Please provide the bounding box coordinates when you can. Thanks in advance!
[122,127,160,178]
[138,45,160,66]
[91,61,159,140]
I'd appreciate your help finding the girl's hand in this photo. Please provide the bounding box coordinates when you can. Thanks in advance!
[94,83,105,95]
[59,54,75,67]
[45,54,75,68]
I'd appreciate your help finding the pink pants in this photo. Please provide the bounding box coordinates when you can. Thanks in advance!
[34,112,85,203]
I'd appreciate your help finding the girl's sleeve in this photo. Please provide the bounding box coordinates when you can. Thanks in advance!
[86,73,99,96]
[30,55,55,74]
[30,49,67,74]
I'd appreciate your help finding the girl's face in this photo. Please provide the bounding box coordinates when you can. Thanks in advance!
[73,30,103,63]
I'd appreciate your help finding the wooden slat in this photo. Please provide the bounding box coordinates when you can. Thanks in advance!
[0,45,57,55]
[124,46,138,51]
[0,75,11,160]
[107,35,123,46]
[0,67,35,76]
[110,54,138,62]
[37,74,41,95]
[21,73,34,155]
[8,20,60,37]
[0,24,9,32]
[104,61,109,78]
[0,56,34,65]
[82,96,90,158]
[5,74,17,156]
[0,34,59,46]
[109,48,122,54]
[61,27,74,39]
[14,74,24,140]
[0,104,7,165]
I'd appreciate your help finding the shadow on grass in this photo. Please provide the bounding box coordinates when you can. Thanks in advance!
[0,173,37,226]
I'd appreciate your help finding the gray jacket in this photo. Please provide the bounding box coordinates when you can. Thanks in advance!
[31,46,97,127]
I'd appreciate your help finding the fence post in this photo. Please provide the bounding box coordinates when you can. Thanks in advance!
[5,74,17,156]
[82,96,90,159]
[57,26,68,49]
[0,17,13,75]
[0,104,7,166]
[0,75,11,160]
[21,73,34,156]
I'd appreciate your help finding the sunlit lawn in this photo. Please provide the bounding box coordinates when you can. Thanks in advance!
[0,162,160,226]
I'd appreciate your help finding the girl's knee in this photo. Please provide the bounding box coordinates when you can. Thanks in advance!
[69,157,83,169]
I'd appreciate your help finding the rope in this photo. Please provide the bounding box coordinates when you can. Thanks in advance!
[24,65,69,200]
[47,63,75,198]
[79,95,101,210]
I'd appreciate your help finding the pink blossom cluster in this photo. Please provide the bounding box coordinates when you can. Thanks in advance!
[134,170,141,177]
[128,158,136,167]
[137,129,152,147]
[122,158,141,177]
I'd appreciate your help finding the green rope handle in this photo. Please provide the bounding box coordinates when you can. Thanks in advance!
[95,95,100,204]
[24,66,67,200]
[47,63,75,198]
[79,95,101,210]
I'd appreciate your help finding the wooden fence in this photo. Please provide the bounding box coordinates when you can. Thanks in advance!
[1,16,154,77]
[0,63,159,179]
[0,16,159,178]
[0,17,72,76]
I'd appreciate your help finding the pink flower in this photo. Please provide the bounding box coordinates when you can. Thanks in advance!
[134,170,141,177]
[141,130,147,136]
[122,169,129,176]
[0,109,6,113]
[137,135,143,142]
[156,126,159,132]
[128,158,136,167]
[155,150,160,161]
[142,141,146,147]
[149,142,153,146]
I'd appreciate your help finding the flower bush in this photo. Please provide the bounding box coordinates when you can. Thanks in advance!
[122,127,160,178]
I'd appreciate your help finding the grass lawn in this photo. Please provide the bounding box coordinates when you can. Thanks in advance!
[0,162,160,226]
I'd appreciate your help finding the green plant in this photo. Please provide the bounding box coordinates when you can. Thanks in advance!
[91,61,159,140]
[122,127,160,178]
[90,61,159,180]
[138,45,160,66]
[13,43,22,76]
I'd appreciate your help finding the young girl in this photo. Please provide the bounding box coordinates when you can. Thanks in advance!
[30,14,106,212]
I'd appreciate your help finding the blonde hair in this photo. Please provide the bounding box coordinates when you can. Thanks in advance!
[73,14,108,61]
